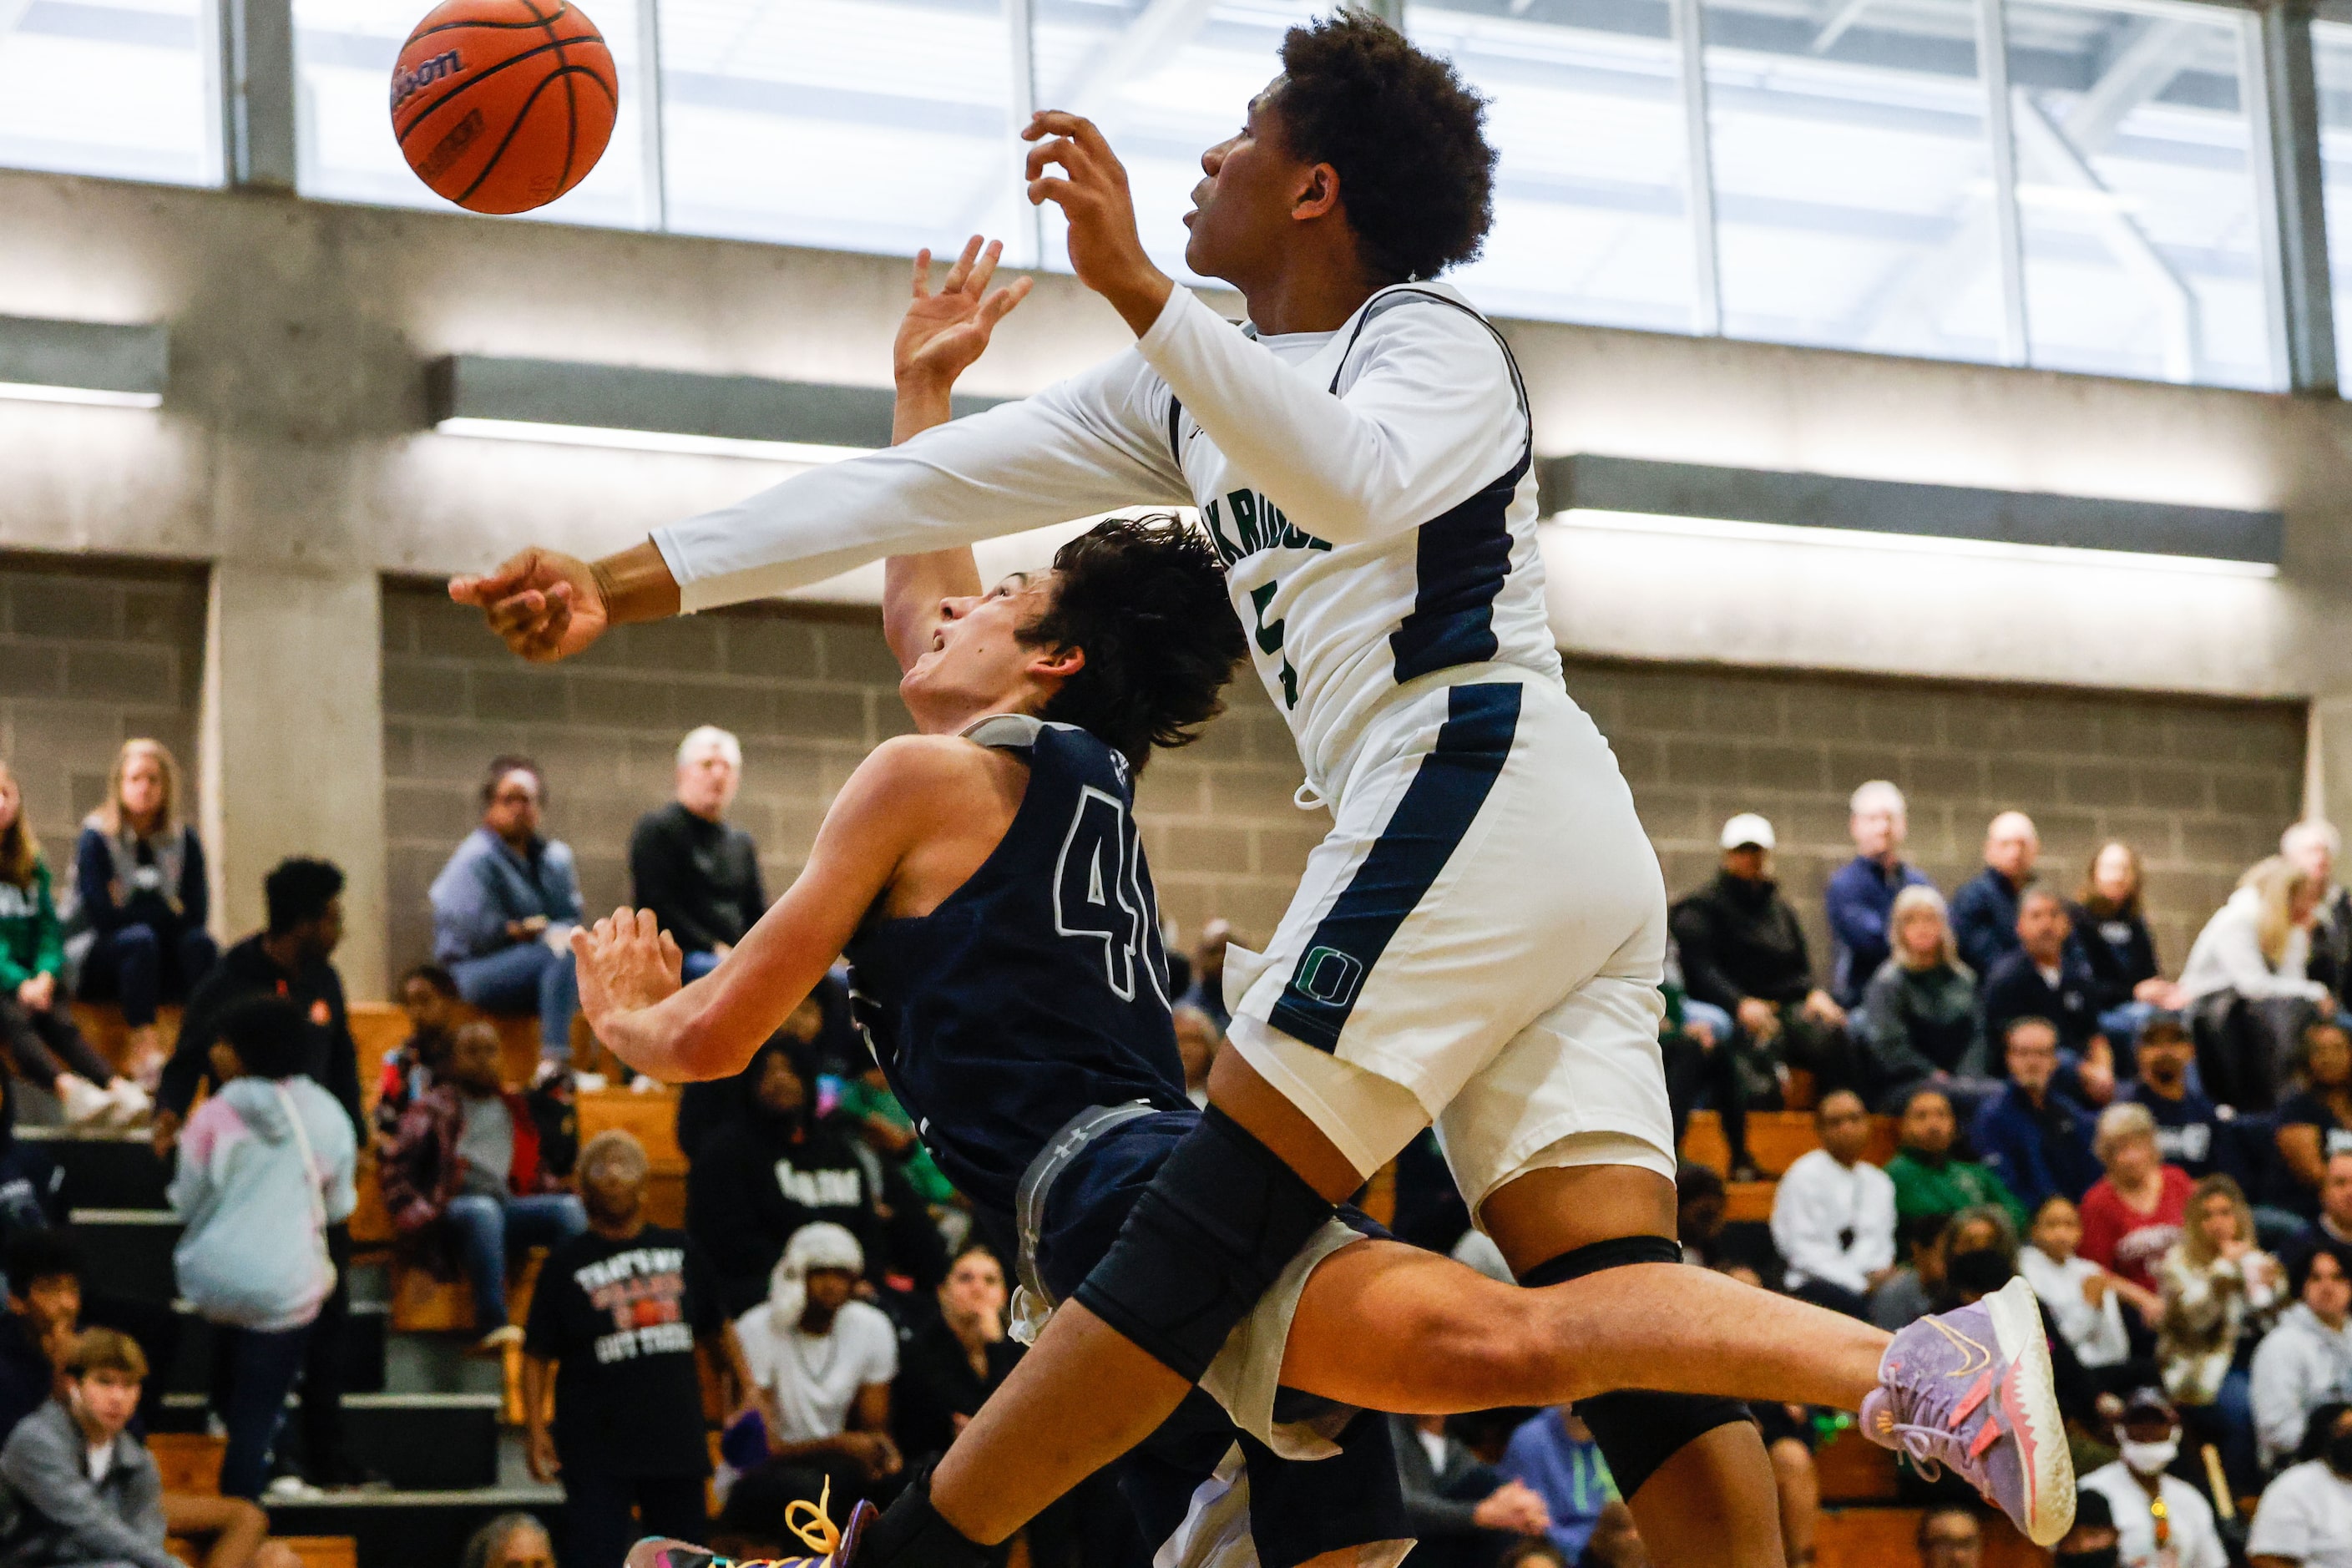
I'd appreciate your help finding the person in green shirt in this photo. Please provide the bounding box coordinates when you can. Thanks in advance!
[0,764,144,1128]
[1883,1085,2029,1234]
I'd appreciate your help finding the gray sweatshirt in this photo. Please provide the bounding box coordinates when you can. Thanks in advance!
[0,1401,178,1568]
[2249,1302,2352,1468]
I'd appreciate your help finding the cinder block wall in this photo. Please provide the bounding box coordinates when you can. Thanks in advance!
[1569,659,2308,978]
[381,582,2308,988]
[0,560,206,887]
[379,583,1325,971]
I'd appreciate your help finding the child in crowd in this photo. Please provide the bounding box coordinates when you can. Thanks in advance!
[2020,1195,2136,1380]
[375,964,463,1143]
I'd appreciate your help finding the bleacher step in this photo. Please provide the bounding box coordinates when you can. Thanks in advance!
[264,1489,558,1568]
[162,1391,503,1490]
[20,1128,174,1211]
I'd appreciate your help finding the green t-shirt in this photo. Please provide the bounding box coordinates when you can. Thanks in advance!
[1884,1150,2028,1233]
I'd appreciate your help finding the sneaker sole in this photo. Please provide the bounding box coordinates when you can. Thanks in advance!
[1984,1275,2076,1545]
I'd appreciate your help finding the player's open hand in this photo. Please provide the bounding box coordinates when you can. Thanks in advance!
[449,546,609,663]
[572,907,684,1029]
[1022,111,1172,336]
[897,236,1034,395]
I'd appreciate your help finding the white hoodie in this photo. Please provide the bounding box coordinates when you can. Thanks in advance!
[2250,1301,2352,1467]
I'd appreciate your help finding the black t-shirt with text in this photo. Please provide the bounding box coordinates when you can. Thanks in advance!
[523,1225,721,1478]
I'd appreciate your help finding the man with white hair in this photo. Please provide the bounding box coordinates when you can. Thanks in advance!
[630,727,768,982]
[2285,821,2352,1000]
[1952,812,2041,984]
[1825,781,1935,1009]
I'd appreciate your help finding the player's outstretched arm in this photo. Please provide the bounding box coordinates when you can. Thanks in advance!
[882,237,1032,673]
[569,736,964,1081]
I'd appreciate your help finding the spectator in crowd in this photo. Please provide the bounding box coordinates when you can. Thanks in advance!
[675,981,857,1166]
[382,1022,586,1352]
[1872,1212,1951,1331]
[1974,1017,2101,1213]
[2078,1387,2227,1568]
[726,1222,903,1515]
[0,1233,75,1442]
[2279,1020,2352,1220]
[1672,1161,1729,1271]
[165,998,356,1501]
[1826,780,1935,1009]
[0,764,142,1128]
[1859,885,1990,1114]
[459,1513,555,1568]
[2021,1196,2135,1378]
[893,1245,1017,1468]
[524,1130,731,1568]
[2157,1174,2279,1485]
[831,1055,957,1218]
[1913,1504,1981,1568]
[0,1070,59,1250]
[1495,1542,1569,1568]
[1577,1501,1648,1568]
[630,726,766,984]
[157,858,362,1151]
[2119,1014,2232,1181]
[1951,812,2040,983]
[2052,1490,2118,1568]
[0,1328,300,1568]
[2246,1399,2352,1568]
[73,740,215,1080]
[375,964,462,1143]
[1499,1407,1616,1565]
[1172,1004,1220,1111]
[1670,812,1852,1103]
[428,757,582,1063]
[2252,1247,2352,1469]
[686,1032,943,1318]
[2179,856,2330,1112]
[2071,842,2184,1049]
[2285,820,2352,1002]
[1885,1085,2026,1235]
[2282,1152,2352,1275]
[2078,1102,2193,1297]
[1179,918,1232,1030]
[1388,1409,1550,1568]
[1769,1089,1896,1318]
[1659,937,1756,1181]
[1983,890,2113,1099]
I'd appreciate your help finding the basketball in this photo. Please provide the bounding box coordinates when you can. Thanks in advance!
[391,0,617,215]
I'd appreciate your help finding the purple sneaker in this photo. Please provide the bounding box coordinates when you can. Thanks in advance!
[627,1493,877,1568]
[1859,1275,2074,1545]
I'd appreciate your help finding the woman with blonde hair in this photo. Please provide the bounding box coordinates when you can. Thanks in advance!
[0,762,147,1125]
[1859,884,1990,1111]
[2155,1172,2280,1488]
[73,739,216,1075]
[2177,855,2332,1110]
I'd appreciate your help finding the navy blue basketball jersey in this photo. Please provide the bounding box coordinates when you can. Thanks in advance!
[842,715,1193,1220]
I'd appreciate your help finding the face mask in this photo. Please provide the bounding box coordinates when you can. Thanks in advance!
[2121,1437,2178,1475]
[2327,1429,2352,1477]
[2055,1550,2118,1568]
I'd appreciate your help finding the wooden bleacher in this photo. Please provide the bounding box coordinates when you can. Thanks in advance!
[1817,1507,2047,1568]
[153,1433,356,1567]
[1678,1108,1899,1221]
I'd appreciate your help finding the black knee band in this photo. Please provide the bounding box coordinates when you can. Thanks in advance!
[1072,1105,1337,1381]
[1518,1237,1755,1501]
[862,1463,989,1568]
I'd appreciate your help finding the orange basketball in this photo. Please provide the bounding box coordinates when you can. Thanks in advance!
[391,0,617,215]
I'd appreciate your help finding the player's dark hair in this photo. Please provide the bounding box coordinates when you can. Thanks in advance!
[1022,515,1246,772]
[264,857,345,935]
[1274,11,1495,284]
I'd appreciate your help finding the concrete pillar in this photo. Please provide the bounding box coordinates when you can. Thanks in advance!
[2306,697,2352,837]
[198,561,389,1000]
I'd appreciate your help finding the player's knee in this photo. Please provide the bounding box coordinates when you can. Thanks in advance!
[1071,1105,1336,1381]
[1515,1236,1755,1499]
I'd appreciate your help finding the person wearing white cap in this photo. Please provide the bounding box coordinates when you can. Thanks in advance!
[727,1222,904,1512]
[1669,814,1855,1110]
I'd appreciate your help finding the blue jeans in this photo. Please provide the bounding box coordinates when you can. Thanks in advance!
[445,1191,587,1329]
[211,1322,311,1500]
[681,949,721,982]
[449,941,577,1056]
[85,922,219,1027]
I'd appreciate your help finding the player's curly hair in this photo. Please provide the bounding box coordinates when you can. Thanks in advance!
[1020,515,1246,772]
[1275,11,1495,284]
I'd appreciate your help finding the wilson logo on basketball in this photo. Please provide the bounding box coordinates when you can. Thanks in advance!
[390,48,461,111]
[417,108,486,180]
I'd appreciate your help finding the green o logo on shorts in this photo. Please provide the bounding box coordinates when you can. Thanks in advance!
[1293,946,1366,1008]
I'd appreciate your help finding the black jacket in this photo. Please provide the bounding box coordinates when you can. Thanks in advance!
[685,1108,945,1318]
[1980,947,2104,1058]
[628,802,766,957]
[891,1316,1020,1464]
[159,933,362,1134]
[1669,872,1816,1013]
[2066,902,2160,1014]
